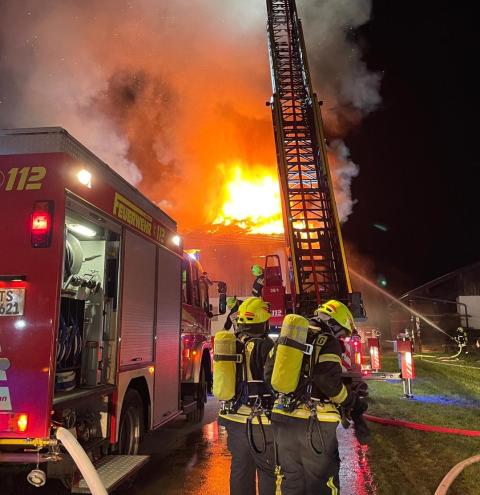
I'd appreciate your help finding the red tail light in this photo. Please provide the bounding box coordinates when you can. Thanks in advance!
[5,413,29,433]
[31,201,53,248]
[32,213,49,232]
[17,413,28,432]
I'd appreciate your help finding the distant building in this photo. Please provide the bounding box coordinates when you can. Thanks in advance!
[391,262,480,346]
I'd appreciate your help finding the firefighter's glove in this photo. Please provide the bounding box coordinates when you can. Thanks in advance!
[352,395,368,419]
[351,396,370,445]
[339,392,356,429]
[340,407,352,430]
[351,381,369,399]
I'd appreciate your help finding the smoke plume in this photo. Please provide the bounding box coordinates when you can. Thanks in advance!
[0,0,380,229]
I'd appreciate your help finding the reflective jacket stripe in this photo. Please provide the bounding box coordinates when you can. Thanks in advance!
[245,341,254,382]
[317,353,342,365]
[218,414,271,425]
[219,404,271,425]
[272,402,340,422]
[272,409,340,423]
[330,384,348,404]
[327,476,339,495]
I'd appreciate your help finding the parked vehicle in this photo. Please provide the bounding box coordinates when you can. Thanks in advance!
[0,127,226,491]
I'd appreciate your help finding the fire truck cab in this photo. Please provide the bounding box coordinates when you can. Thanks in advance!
[0,128,226,490]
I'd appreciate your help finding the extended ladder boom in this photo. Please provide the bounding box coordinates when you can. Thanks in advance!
[266,0,354,316]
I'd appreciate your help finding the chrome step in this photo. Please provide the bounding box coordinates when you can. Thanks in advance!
[71,455,149,493]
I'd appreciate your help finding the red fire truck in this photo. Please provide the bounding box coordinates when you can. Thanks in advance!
[0,127,226,491]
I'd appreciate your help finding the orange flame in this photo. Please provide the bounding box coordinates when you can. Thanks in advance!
[213,162,284,235]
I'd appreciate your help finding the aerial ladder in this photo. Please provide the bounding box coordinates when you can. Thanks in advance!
[260,0,377,380]
[264,0,364,322]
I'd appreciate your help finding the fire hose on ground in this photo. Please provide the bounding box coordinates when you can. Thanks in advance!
[433,454,480,495]
[363,414,480,437]
[362,414,480,494]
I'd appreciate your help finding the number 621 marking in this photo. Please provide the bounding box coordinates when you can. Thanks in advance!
[4,167,46,191]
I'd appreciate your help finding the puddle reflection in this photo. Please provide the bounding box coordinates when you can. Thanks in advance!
[133,419,377,495]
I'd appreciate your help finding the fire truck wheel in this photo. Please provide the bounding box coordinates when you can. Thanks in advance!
[118,389,144,455]
[186,365,207,424]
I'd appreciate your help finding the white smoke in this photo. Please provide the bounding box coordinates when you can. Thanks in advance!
[0,0,380,222]
[299,0,381,116]
[328,140,360,222]
[297,0,380,219]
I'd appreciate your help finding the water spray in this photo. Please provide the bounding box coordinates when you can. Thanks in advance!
[349,268,455,341]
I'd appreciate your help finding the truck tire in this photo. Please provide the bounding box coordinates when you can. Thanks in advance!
[186,365,206,424]
[118,389,144,454]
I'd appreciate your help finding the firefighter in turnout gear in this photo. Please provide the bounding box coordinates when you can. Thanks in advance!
[223,296,243,332]
[213,297,276,495]
[251,264,265,297]
[265,300,357,495]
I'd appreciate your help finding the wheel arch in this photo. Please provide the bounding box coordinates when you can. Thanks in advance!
[127,376,151,432]
[116,368,154,440]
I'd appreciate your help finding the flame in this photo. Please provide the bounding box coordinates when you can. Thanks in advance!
[213,162,284,235]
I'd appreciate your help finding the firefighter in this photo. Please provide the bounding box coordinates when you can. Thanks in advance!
[456,326,468,350]
[215,297,276,495]
[252,264,265,297]
[265,300,362,495]
[223,296,243,332]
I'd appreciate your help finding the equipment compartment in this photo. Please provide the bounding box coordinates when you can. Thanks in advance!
[55,199,121,398]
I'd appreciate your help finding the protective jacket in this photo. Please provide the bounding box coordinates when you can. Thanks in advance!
[252,275,265,297]
[223,300,242,331]
[265,323,354,422]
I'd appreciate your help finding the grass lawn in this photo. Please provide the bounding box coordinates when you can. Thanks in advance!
[364,354,480,495]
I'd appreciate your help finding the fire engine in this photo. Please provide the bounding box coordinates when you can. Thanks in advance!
[0,127,226,491]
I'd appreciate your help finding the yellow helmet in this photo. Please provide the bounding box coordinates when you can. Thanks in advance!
[226,296,237,310]
[237,297,271,325]
[251,264,263,277]
[314,299,355,336]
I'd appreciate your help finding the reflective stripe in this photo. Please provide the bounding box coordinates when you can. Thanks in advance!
[219,405,271,425]
[245,341,254,382]
[272,402,340,423]
[275,465,283,495]
[313,335,329,362]
[330,384,348,404]
[272,409,340,423]
[317,353,342,365]
[327,476,339,495]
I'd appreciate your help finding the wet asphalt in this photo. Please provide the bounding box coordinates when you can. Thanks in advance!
[133,398,377,495]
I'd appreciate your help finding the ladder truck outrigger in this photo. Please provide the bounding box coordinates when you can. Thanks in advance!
[262,0,392,380]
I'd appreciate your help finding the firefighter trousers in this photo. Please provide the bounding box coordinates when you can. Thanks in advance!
[272,416,340,495]
[224,419,276,495]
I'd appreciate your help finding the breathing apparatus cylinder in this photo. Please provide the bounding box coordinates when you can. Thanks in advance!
[271,314,310,394]
[213,331,238,401]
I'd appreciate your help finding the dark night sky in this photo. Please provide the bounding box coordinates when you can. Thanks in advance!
[343,0,479,294]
